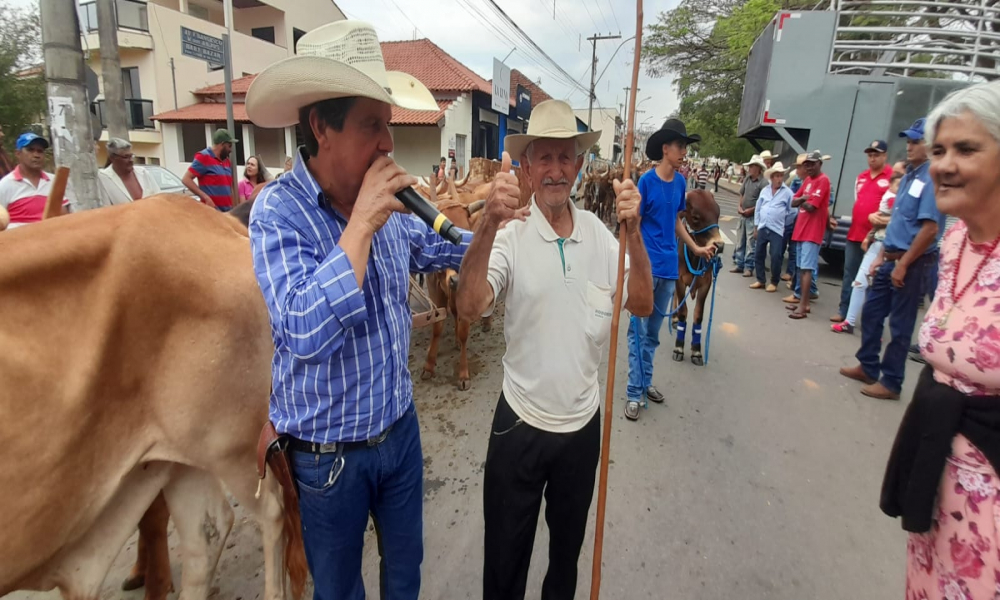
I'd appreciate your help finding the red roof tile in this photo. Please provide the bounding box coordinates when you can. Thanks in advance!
[391,99,452,126]
[381,39,491,94]
[194,74,257,96]
[151,103,251,123]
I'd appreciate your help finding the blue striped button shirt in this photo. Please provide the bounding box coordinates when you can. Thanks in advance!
[248,157,471,443]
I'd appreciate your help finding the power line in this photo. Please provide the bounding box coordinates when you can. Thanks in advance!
[605,0,622,32]
[478,0,590,93]
[591,0,614,34]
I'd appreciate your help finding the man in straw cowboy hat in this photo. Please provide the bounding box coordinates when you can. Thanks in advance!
[732,154,766,276]
[623,117,716,421]
[751,160,793,293]
[243,21,525,599]
[455,99,653,599]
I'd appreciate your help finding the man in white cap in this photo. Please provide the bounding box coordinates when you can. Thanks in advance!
[242,21,522,599]
[455,99,653,600]
[732,154,766,276]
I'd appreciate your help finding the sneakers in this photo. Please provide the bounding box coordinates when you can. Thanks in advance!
[765,283,777,293]
[831,321,854,334]
[624,400,640,421]
[749,281,764,289]
[646,386,665,403]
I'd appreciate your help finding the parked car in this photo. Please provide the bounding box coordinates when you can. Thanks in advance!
[143,164,197,199]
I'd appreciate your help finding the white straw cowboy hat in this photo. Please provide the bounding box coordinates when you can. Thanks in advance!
[764,161,788,179]
[245,20,438,129]
[743,154,766,169]
[504,100,601,159]
[758,150,775,161]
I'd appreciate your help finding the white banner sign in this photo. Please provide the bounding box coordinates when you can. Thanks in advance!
[492,58,511,114]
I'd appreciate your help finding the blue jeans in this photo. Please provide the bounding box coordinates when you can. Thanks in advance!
[838,240,865,319]
[754,227,785,285]
[783,220,797,276]
[733,216,756,271]
[626,277,677,399]
[793,241,820,298]
[291,403,423,600]
[856,254,935,394]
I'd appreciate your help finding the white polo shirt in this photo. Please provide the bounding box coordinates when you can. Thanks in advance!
[0,166,59,228]
[486,196,629,433]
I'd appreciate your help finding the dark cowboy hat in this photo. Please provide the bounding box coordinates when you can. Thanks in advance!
[645,118,701,161]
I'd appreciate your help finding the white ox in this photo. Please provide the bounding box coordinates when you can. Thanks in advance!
[0,196,305,600]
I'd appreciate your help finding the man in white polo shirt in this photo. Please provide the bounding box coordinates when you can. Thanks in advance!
[456,99,653,600]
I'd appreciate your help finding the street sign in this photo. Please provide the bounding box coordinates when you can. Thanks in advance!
[181,26,224,69]
[492,58,511,114]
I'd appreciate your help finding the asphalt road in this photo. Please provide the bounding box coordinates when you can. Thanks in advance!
[8,182,923,600]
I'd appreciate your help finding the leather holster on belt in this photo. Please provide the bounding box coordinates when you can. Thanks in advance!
[256,421,297,500]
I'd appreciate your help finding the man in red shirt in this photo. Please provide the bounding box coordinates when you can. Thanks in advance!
[182,128,236,211]
[831,140,891,323]
[787,151,831,319]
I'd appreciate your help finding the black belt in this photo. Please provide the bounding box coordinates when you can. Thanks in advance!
[287,424,393,454]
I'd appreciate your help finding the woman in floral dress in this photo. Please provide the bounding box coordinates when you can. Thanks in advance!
[881,81,1000,600]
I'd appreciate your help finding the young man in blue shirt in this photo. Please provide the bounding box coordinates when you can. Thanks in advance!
[625,118,718,421]
[840,118,946,400]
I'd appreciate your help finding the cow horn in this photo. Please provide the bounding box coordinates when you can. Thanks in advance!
[455,171,470,188]
[467,199,486,215]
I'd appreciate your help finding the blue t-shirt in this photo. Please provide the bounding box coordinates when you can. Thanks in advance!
[638,169,687,280]
[883,161,945,254]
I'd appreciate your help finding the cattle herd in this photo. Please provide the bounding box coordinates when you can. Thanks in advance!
[0,156,721,600]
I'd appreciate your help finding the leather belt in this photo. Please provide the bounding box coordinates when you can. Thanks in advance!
[884,250,905,262]
[287,425,393,454]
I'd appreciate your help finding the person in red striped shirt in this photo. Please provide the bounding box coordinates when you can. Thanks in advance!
[182,128,236,211]
[0,133,70,229]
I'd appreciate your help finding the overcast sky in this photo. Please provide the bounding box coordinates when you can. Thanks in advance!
[14,0,682,127]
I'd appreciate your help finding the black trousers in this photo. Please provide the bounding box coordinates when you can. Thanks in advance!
[483,393,601,600]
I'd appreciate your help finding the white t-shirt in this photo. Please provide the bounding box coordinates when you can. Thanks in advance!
[98,165,161,206]
[486,197,629,433]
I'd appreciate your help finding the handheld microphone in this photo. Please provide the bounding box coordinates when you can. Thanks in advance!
[396,187,464,245]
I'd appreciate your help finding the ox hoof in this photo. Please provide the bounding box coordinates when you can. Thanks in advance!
[121,574,145,591]
[691,354,704,366]
[672,349,684,362]
[457,378,471,391]
[421,368,435,380]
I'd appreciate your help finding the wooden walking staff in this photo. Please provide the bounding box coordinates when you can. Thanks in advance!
[590,1,643,598]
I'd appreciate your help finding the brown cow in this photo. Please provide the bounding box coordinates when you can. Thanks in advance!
[672,189,725,366]
[421,198,487,390]
[0,196,305,600]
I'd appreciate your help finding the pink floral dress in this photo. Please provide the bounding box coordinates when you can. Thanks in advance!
[910,220,1000,600]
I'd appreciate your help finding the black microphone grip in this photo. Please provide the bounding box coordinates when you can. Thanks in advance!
[396,187,464,245]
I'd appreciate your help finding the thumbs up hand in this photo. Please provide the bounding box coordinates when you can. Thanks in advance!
[485,151,527,228]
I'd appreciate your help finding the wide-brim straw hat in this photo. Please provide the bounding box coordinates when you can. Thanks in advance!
[764,161,788,179]
[246,20,438,128]
[743,154,766,169]
[504,100,601,159]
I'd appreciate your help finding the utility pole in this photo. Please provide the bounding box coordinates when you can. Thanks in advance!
[586,33,620,130]
[622,86,639,137]
[223,0,237,204]
[97,0,129,142]
[40,0,102,210]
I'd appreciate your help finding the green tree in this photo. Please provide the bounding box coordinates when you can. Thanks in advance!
[0,0,46,154]
[642,0,809,162]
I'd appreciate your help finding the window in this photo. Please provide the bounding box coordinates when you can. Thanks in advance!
[121,67,141,99]
[147,156,160,166]
[251,26,275,44]
[293,28,306,52]
[180,122,206,163]
[253,126,286,168]
[188,4,209,20]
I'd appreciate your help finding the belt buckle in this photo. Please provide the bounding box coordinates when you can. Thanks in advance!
[314,441,337,454]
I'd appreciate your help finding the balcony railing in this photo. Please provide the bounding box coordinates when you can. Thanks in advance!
[92,99,155,130]
[80,0,150,34]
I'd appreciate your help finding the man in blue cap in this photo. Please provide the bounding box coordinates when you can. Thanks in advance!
[839,118,946,400]
[0,132,69,228]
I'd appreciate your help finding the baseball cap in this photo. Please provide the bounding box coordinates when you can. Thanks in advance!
[16,132,49,151]
[803,150,825,163]
[864,140,888,154]
[899,118,926,141]
[212,128,238,145]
